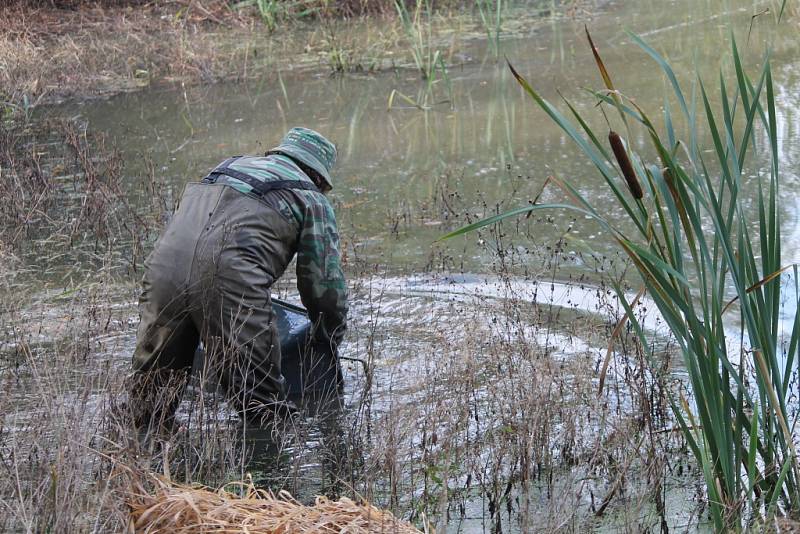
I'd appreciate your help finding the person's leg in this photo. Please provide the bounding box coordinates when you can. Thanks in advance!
[199,288,291,425]
[128,183,227,434]
[129,274,199,435]
[185,185,302,426]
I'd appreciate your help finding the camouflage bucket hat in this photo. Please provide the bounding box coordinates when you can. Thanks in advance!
[268,127,337,190]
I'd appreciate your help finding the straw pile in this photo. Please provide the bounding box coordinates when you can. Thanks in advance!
[128,476,424,534]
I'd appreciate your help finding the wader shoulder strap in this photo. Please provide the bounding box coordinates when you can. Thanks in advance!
[203,156,320,196]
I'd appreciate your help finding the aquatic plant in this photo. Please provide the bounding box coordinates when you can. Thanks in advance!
[386,64,452,111]
[442,25,800,530]
[232,0,320,30]
[388,0,455,111]
[475,0,504,57]
[394,0,442,81]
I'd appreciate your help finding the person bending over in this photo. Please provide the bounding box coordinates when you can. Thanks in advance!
[129,127,347,432]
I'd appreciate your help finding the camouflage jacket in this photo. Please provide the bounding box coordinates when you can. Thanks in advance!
[215,154,347,349]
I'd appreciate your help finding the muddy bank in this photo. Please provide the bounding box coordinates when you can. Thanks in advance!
[0,0,589,109]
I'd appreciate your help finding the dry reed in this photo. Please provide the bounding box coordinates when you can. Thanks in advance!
[128,475,424,534]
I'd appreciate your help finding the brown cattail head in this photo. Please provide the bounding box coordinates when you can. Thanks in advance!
[662,167,673,185]
[662,167,682,208]
[608,131,643,200]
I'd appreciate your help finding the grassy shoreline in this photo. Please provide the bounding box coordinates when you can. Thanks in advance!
[0,0,587,112]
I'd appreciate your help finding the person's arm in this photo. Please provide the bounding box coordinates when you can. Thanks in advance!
[296,198,348,350]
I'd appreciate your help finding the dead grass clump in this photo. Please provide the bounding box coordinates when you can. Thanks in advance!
[128,475,423,534]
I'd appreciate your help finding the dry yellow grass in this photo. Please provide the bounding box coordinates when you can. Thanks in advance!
[0,2,251,106]
[0,1,406,107]
[128,475,424,534]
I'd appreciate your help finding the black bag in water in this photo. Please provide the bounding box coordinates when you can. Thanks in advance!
[192,299,343,399]
[273,298,343,398]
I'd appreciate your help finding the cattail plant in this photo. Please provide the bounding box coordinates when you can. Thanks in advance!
[442,19,799,531]
[608,130,643,200]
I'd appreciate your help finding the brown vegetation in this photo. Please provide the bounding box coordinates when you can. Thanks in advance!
[0,0,479,109]
[0,1,256,107]
[128,475,424,533]
[0,117,166,268]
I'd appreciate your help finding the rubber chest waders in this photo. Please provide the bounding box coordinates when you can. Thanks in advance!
[131,159,322,427]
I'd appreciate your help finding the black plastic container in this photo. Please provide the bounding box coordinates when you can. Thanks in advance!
[192,298,342,400]
[273,298,343,398]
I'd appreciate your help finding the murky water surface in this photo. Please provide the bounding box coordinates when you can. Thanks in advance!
[8,0,800,531]
[47,0,800,273]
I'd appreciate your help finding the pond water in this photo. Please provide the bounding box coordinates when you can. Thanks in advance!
[48,0,800,276]
[7,0,800,531]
